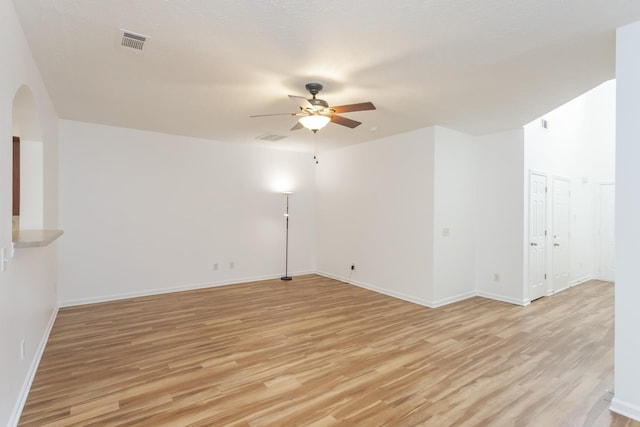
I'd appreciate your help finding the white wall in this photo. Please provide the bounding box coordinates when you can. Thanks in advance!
[524,80,616,288]
[316,127,436,305]
[316,125,527,308]
[525,80,616,182]
[58,120,316,305]
[474,129,526,305]
[612,20,640,422]
[0,0,60,425]
[432,127,476,304]
[19,140,44,230]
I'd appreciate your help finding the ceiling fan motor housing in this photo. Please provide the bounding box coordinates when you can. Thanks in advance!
[309,98,329,111]
[305,83,323,96]
[305,83,328,111]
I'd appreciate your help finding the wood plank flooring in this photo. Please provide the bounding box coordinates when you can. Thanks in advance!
[19,275,640,426]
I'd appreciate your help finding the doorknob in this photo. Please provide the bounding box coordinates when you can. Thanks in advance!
[554,243,560,247]
[530,242,538,246]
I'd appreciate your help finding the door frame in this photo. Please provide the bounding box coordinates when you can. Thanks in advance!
[551,175,571,293]
[597,182,615,282]
[528,170,548,302]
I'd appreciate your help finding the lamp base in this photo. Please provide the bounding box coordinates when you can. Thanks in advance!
[281,276,292,281]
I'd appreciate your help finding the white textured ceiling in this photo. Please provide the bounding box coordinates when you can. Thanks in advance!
[12,0,640,151]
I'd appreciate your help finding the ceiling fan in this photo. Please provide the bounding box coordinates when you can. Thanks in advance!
[250,83,376,133]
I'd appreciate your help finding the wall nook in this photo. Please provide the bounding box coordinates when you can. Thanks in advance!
[12,85,43,232]
[11,85,61,248]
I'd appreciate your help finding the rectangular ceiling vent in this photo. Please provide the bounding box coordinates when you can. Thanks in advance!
[121,31,146,51]
[256,133,287,142]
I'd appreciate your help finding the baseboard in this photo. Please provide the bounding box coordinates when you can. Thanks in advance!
[350,279,436,308]
[610,397,640,423]
[60,270,527,311]
[430,291,476,308]
[59,270,315,307]
[318,272,531,308]
[8,305,59,427]
[476,291,529,306]
[317,271,436,308]
[550,285,571,295]
[570,276,595,287]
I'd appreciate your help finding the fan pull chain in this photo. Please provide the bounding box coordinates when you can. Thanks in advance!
[314,132,319,164]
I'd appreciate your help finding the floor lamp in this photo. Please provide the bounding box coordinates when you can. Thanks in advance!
[281,192,293,281]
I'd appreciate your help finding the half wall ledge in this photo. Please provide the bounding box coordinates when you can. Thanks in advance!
[12,229,64,249]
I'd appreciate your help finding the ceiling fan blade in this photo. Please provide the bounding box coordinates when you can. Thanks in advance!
[288,95,313,109]
[331,102,376,114]
[290,122,304,131]
[331,115,361,128]
[250,112,296,117]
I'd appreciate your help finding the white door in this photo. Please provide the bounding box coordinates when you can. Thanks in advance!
[598,183,615,282]
[529,172,547,301]
[552,177,570,292]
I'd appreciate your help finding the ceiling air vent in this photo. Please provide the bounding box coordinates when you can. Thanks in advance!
[121,31,146,51]
[256,133,287,142]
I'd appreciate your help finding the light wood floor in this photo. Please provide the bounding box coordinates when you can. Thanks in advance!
[19,275,640,426]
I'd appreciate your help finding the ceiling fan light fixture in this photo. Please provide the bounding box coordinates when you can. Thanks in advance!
[250,83,374,132]
[299,114,331,132]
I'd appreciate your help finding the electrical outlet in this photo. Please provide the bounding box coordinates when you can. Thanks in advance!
[493,273,500,283]
[351,264,355,271]
[229,261,235,269]
[213,263,218,271]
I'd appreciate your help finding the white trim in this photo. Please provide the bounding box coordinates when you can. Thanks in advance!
[59,270,315,307]
[476,290,530,306]
[570,275,596,287]
[430,291,476,308]
[610,397,640,423]
[62,270,540,312]
[528,168,549,177]
[349,279,435,307]
[318,272,528,308]
[550,285,571,294]
[8,305,59,427]
[317,271,436,308]
[596,182,616,283]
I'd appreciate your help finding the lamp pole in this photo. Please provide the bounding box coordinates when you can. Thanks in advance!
[281,192,292,281]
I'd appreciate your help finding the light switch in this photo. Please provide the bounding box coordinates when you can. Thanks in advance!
[442,228,450,237]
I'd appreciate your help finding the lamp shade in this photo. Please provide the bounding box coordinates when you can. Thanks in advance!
[299,114,331,131]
